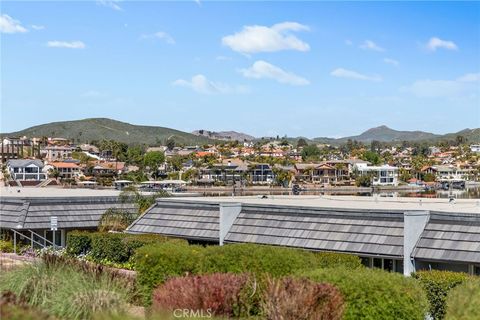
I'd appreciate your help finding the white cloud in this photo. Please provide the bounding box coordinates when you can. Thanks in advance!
[360,40,385,52]
[97,0,123,11]
[401,73,479,98]
[240,60,310,86]
[456,73,480,82]
[330,68,382,82]
[426,37,458,51]
[141,31,175,44]
[81,90,108,98]
[172,74,248,95]
[31,25,45,30]
[216,55,232,61]
[222,21,310,54]
[47,41,86,49]
[0,14,28,34]
[383,58,399,66]
[345,39,353,46]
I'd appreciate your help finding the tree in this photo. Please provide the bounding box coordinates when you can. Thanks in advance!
[297,138,308,148]
[119,185,169,214]
[361,151,382,166]
[301,145,321,161]
[166,138,175,151]
[143,151,165,179]
[356,174,372,187]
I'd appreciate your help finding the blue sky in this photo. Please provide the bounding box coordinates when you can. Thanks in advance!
[1,1,479,138]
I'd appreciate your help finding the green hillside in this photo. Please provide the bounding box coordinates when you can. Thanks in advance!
[3,118,214,146]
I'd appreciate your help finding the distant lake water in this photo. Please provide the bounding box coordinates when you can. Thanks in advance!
[199,186,480,199]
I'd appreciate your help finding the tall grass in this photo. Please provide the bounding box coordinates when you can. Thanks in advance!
[0,254,135,320]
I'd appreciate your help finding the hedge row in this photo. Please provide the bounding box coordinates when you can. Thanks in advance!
[413,270,469,320]
[445,278,480,320]
[66,231,186,264]
[134,242,361,305]
[302,267,429,320]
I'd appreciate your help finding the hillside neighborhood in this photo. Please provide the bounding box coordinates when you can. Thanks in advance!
[1,127,479,191]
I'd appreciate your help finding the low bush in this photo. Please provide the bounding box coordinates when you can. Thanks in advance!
[0,239,14,253]
[264,277,344,320]
[445,278,480,320]
[67,231,186,265]
[135,242,203,305]
[153,273,252,317]
[135,242,360,305]
[66,231,93,255]
[413,270,469,320]
[199,243,360,277]
[303,267,428,320]
[0,255,134,320]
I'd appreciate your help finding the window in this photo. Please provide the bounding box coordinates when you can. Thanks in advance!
[383,259,394,272]
[373,258,382,269]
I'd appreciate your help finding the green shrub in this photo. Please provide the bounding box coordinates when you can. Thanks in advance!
[445,278,480,320]
[135,242,360,306]
[199,244,360,277]
[303,267,428,320]
[134,242,203,305]
[0,240,14,253]
[67,231,186,264]
[66,231,93,256]
[90,233,130,263]
[413,270,468,320]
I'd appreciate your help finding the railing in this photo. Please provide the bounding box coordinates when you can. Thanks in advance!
[11,229,58,254]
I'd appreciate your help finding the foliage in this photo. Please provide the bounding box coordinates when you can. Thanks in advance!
[66,231,94,256]
[301,144,321,160]
[0,256,133,320]
[119,185,169,213]
[297,138,308,148]
[135,242,360,305]
[0,239,14,253]
[98,208,138,232]
[303,267,428,320]
[153,273,253,318]
[445,278,480,320]
[67,231,184,266]
[423,172,436,182]
[355,174,372,187]
[413,270,468,320]
[361,150,382,165]
[143,151,165,178]
[264,277,344,320]
[134,242,203,305]
[0,291,54,320]
[199,243,361,277]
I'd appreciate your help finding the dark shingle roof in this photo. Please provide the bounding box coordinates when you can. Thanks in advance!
[224,204,404,257]
[413,212,480,264]
[0,197,136,230]
[127,200,219,241]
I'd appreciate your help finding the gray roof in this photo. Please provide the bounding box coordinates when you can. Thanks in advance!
[224,204,404,257]
[0,197,136,230]
[127,200,220,241]
[413,212,480,264]
[7,159,44,168]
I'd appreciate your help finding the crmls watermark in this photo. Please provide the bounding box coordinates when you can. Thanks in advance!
[173,309,213,318]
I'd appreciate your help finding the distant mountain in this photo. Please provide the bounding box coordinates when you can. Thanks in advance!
[4,119,478,147]
[313,125,479,145]
[3,118,214,145]
[192,129,255,142]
